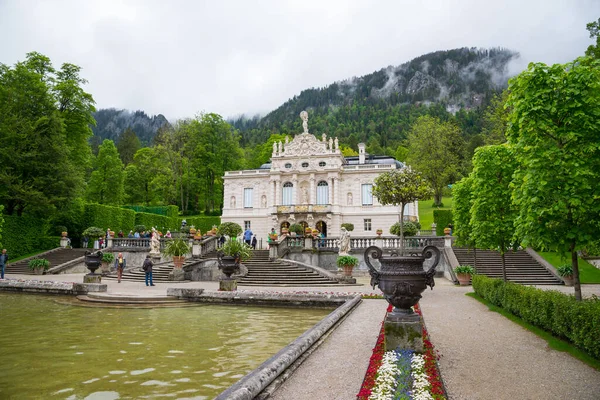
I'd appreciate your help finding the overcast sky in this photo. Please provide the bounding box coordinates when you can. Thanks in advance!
[1,0,598,120]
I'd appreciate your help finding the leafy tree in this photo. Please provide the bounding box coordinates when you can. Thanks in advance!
[86,140,124,205]
[585,18,600,59]
[506,56,600,300]
[469,145,518,281]
[123,147,173,205]
[117,128,141,165]
[406,115,463,206]
[452,175,477,267]
[372,168,433,254]
[0,52,93,216]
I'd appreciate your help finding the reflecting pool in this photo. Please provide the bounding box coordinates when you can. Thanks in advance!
[0,293,330,399]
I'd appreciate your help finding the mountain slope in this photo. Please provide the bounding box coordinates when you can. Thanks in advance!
[91,108,170,145]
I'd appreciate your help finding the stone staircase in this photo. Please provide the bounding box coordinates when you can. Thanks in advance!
[452,248,562,285]
[238,250,340,287]
[103,252,217,283]
[6,248,89,275]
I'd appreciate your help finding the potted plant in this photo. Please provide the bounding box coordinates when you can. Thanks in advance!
[193,229,202,240]
[376,229,383,237]
[218,238,253,277]
[454,265,475,286]
[101,252,115,274]
[28,258,50,275]
[189,226,197,235]
[557,264,574,286]
[304,226,313,237]
[163,238,191,268]
[337,255,359,277]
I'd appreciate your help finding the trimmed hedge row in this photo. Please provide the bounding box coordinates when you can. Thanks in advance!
[83,204,136,235]
[183,216,221,233]
[2,215,52,258]
[472,275,600,359]
[135,212,174,232]
[433,209,453,236]
[122,205,179,218]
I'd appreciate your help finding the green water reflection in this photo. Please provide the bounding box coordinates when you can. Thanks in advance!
[0,293,330,399]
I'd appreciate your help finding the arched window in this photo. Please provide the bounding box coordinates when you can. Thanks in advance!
[316,181,329,205]
[282,182,294,205]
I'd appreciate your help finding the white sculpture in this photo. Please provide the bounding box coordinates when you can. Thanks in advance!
[150,227,161,255]
[300,111,309,134]
[338,227,351,256]
[334,137,339,150]
[273,142,277,156]
[302,187,309,204]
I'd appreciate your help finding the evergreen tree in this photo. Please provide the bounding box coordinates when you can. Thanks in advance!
[117,128,141,165]
[86,139,124,205]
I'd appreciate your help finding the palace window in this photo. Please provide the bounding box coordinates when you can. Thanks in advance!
[319,161,326,167]
[316,181,329,205]
[244,221,251,230]
[362,184,373,206]
[285,163,292,169]
[282,182,294,205]
[301,162,309,168]
[364,219,372,231]
[244,188,253,208]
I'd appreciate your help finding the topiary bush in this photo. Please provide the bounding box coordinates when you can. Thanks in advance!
[341,223,354,232]
[217,222,243,238]
[288,223,305,235]
[389,221,418,237]
[472,275,600,359]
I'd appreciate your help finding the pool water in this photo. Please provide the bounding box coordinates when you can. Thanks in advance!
[0,293,330,399]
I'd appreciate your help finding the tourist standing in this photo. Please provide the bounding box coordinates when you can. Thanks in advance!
[82,236,89,249]
[128,230,134,238]
[251,235,257,249]
[114,252,126,283]
[142,255,155,286]
[98,236,104,249]
[0,249,8,279]
[243,228,253,245]
[134,231,140,239]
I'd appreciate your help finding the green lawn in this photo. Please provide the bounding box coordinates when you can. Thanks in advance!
[538,251,600,284]
[418,197,453,229]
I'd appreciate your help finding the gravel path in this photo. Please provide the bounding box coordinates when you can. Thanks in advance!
[420,280,600,400]
[270,299,388,400]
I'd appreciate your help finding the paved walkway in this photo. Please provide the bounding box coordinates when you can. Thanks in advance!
[3,273,600,399]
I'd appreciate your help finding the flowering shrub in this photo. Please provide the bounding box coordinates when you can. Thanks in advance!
[358,303,447,400]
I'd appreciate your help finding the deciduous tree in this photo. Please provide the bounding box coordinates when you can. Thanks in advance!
[506,56,600,300]
[86,140,124,205]
[372,168,432,254]
[406,115,462,206]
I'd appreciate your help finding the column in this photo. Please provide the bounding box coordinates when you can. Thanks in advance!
[310,174,315,204]
[328,178,333,205]
[333,177,339,205]
[275,180,281,206]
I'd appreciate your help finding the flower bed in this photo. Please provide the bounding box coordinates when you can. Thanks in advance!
[357,303,446,400]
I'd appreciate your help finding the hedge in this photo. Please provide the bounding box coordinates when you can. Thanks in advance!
[433,209,453,236]
[135,212,175,232]
[472,275,600,359]
[83,204,136,235]
[0,205,4,248]
[1,214,52,258]
[122,205,179,218]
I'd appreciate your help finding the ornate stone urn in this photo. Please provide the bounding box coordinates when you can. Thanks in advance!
[364,245,440,315]
[217,253,240,278]
[83,250,103,283]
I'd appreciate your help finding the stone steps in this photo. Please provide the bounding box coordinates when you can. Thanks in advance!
[6,248,89,275]
[77,293,193,305]
[453,248,562,285]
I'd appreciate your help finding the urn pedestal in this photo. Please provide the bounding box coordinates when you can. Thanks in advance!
[217,253,240,291]
[365,245,440,353]
[84,251,103,284]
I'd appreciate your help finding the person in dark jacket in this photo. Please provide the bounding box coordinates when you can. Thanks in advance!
[251,235,257,249]
[142,255,155,286]
[0,249,8,279]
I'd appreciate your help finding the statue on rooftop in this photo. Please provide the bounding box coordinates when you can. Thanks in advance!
[300,111,309,134]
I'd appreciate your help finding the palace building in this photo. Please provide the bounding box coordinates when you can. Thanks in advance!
[221,111,419,240]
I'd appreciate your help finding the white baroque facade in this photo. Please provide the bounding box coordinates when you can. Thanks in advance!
[222,112,418,240]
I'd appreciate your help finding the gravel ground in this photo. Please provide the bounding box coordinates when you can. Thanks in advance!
[420,280,600,400]
[270,299,388,400]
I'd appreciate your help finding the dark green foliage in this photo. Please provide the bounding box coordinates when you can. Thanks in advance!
[473,275,600,359]
[0,205,3,247]
[288,224,305,235]
[1,214,52,259]
[28,258,50,270]
[116,128,141,165]
[433,210,453,235]
[83,204,135,234]
[219,238,252,261]
[133,225,146,233]
[163,239,191,257]
[82,227,104,237]
[102,253,114,263]
[122,205,179,217]
[336,255,359,267]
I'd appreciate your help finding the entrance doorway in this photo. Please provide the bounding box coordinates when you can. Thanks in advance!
[316,220,327,237]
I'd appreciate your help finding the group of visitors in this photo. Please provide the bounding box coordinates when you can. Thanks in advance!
[110,252,153,286]
[244,228,257,249]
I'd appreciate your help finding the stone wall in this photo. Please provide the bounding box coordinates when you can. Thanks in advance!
[0,280,106,295]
